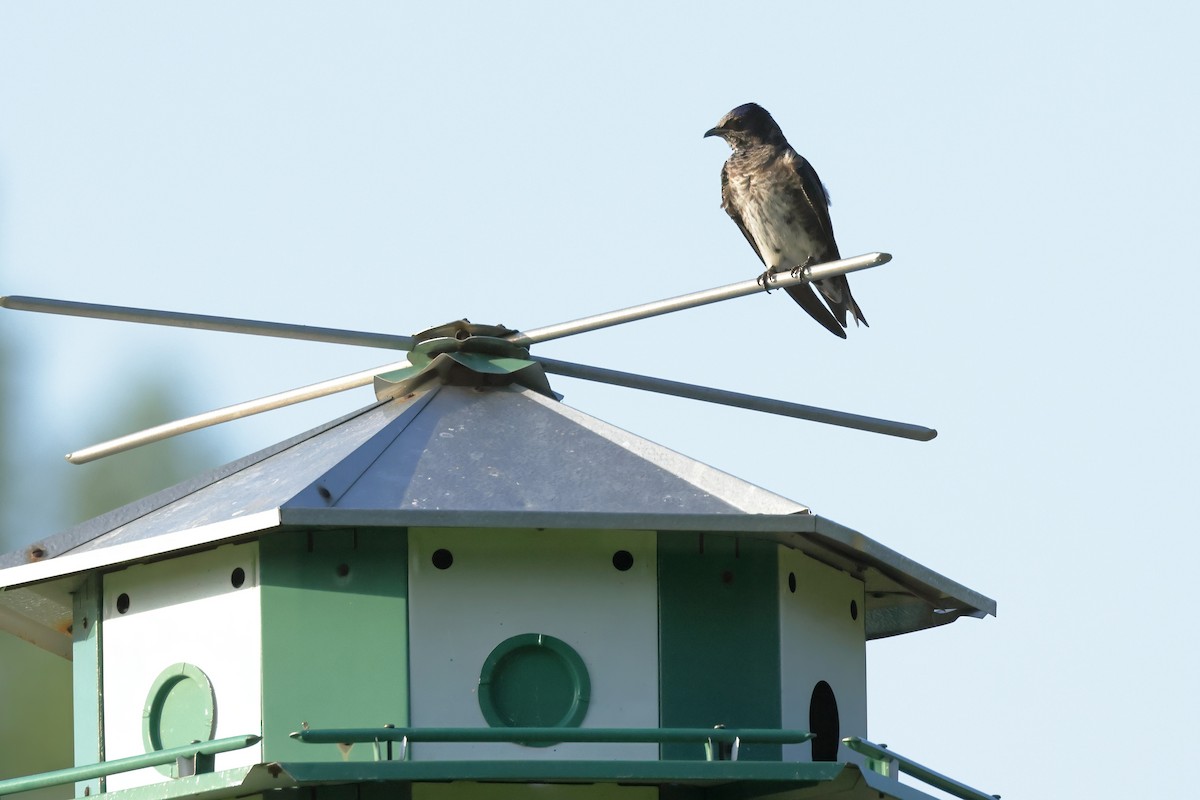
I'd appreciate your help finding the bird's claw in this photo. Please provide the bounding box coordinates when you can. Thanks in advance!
[757,268,776,293]
[789,256,817,280]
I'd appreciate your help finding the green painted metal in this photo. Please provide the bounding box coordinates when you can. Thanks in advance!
[13,750,969,800]
[842,738,996,800]
[259,529,410,763]
[142,662,218,776]
[657,533,782,761]
[477,634,591,737]
[275,758,847,784]
[374,344,556,400]
[292,726,814,751]
[79,758,938,800]
[60,765,289,800]
[71,573,104,797]
[0,735,260,796]
[414,785,652,800]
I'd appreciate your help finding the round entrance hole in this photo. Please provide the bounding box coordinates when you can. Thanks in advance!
[478,633,590,745]
[142,663,217,776]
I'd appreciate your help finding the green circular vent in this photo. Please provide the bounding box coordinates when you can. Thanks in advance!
[142,663,217,775]
[478,633,590,745]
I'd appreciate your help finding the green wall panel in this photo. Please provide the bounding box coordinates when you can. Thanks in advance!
[658,533,781,761]
[260,528,409,762]
[0,630,74,800]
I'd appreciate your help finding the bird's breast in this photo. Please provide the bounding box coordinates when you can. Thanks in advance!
[730,174,823,270]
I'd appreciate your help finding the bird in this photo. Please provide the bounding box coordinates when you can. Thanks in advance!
[704,102,867,338]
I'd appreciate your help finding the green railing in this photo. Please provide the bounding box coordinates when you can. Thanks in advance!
[290,726,814,762]
[0,734,260,797]
[842,737,998,800]
[0,730,996,800]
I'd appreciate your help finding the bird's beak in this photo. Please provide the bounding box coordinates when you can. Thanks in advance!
[703,126,723,139]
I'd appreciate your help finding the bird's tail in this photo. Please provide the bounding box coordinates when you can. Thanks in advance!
[785,283,847,339]
[817,276,867,330]
[846,293,868,328]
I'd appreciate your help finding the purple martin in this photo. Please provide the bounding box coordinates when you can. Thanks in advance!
[705,103,867,338]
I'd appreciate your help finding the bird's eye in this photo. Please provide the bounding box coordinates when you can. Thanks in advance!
[725,118,744,131]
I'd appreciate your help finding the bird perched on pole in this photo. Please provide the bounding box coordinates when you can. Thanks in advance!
[705,103,867,338]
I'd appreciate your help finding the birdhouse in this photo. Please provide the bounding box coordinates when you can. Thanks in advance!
[0,365,996,800]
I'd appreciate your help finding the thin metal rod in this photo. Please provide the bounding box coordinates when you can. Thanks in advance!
[66,358,411,464]
[508,252,890,346]
[538,355,936,441]
[0,295,415,350]
[2,251,886,352]
[292,726,813,746]
[8,251,911,461]
[67,342,931,464]
[842,737,996,800]
[0,734,261,796]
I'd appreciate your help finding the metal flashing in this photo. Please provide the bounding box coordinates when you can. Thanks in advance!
[3,383,805,576]
[0,383,993,651]
[0,399,399,569]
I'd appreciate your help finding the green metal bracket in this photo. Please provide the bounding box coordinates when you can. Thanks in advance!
[72,574,104,797]
[374,348,557,400]
[0,734,261,797]
[290,726,813,763]
[373,320,558,399]
[842,737,998,800]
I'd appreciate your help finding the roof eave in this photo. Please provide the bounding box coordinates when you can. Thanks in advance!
[0,507,994,657]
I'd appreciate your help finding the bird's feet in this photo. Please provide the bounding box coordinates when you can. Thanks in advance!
[789,255,818,280]
[756,267,778,293]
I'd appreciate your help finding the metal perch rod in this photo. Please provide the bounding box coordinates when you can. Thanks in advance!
[68,347,933,463]
[538,356,936,441]
[510,251,889,345]
[0,295,416,350]
[64,358,413,464]
[3,251,920,462]
[0,252,889,351]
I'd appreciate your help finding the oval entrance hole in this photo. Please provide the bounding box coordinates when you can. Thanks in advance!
[809,680,840,761]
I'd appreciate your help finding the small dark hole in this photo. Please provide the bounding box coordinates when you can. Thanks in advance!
[612,550,634,571]
[850,599,859,620]
[336,563,350,578]
[317,485,333,501]
[432,549,454,570]
[116,593,130,614]
[788,572,797,593]
[231,567,246,588]
[28,546,46,561]
[721,570,734,586]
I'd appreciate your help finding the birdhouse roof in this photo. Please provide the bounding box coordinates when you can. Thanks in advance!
[0,383,994,655]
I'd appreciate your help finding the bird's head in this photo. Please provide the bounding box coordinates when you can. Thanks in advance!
[704,103,786,149]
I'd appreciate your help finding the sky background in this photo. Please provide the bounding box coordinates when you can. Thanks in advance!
[2,4,1198,797]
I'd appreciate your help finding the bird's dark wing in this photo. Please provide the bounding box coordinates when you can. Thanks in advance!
[720,162,766,265]
[721,163,847,338]
[786,149,869,329]
[785,150,840,258]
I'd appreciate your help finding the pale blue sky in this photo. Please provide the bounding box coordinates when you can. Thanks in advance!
[3,4,1199,797]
